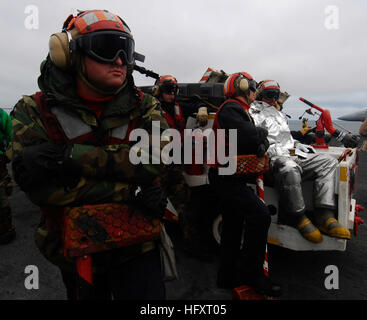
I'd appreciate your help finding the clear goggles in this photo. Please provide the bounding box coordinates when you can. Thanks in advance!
[76,31,135,65]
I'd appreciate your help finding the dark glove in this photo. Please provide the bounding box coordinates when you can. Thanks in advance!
[256,127,269,141]
[333,130,360,148]
[130,184,168,220]
[13,142,79,191]
[12,154,39,192]
[254,127,269,157]
[256,143,268,157]
[341,133,360,148]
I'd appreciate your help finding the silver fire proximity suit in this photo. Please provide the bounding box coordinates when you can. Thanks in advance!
[249,101,338,216]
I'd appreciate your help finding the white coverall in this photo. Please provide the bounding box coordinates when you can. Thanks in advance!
[249,101,338,217]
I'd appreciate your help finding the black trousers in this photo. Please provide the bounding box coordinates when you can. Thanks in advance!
[209,169,271,281]
[60,249,166,300]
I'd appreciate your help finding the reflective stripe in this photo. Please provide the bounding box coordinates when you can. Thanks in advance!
[50,107,92,139]
[199,68,214,82]
[267,237,279,245]
[224,76,232,95]
[340,166,348,182]
[75,17,88,32]
[111,124,129,140]
[103,11,118,22]
[81,12,99,26]
[263,80,278,89]
[79,11,121,29]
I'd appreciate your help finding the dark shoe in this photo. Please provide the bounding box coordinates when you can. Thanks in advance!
[0,228,16,245]
[250,276,282,298]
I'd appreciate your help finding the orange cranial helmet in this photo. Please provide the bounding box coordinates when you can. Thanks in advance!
[49,9,143,69]
[256,80,281,101]
[223,72,257,98]
[65,10,131,35]
[153,75,179,96]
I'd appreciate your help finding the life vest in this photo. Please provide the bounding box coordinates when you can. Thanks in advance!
[208,98,251,169]
[162,103,185,136]
[31,91,143,235]
[32,91,142,146]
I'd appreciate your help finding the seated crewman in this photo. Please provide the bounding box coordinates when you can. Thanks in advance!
[250,80,351,243]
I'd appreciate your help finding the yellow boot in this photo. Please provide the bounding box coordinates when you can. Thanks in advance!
[296,216,323,243]
[315,209,351,240]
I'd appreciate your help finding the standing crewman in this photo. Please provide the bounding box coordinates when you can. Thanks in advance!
[153,75,185,136]
[250,80,352,242]
[0,107,14,244]
[208,72,281,297]
[152,75,211,257]
[153,75,209,134]
[9,10,170,300]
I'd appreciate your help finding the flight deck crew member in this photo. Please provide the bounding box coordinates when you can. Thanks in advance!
[9,9,169,300]
[250,80,351,242]
[152,75,211,257]
[208,72,281,297]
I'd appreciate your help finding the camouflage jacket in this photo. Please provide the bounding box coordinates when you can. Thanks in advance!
[9,57,169,270]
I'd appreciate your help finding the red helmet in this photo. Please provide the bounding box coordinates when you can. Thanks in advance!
[49,10,137,68]
[223,72,257,98]
[256,80,280,101]
[153,75,179,96]
[64,10,132,35]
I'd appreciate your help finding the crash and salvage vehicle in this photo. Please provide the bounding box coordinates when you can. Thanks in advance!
[139,68,363,252]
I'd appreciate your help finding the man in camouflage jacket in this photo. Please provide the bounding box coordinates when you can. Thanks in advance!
[9,10,169,300]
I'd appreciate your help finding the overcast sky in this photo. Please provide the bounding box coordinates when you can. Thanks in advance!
[0,0,366,120]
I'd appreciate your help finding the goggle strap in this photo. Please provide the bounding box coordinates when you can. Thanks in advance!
[64,29,76,52]
[134,52,145,63]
